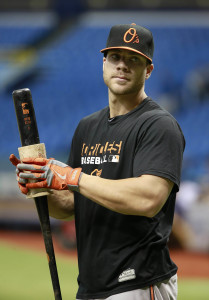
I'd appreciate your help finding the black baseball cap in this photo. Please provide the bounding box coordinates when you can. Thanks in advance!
[100,23,154,63]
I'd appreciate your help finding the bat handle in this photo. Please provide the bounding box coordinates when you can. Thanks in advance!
[35,196,62,300]
[18,143,50,198]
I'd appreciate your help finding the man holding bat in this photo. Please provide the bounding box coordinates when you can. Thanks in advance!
[10,24,185,299]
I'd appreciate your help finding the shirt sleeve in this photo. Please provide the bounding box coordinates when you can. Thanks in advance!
[133,115,185,190]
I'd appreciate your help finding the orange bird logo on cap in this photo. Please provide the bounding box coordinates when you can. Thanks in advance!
[123,27,139,44]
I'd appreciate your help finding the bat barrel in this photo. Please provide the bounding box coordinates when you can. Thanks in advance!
[12,88,40,146]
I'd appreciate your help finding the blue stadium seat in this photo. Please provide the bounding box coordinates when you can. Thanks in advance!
[0,26,53,49]
[1,24,209,180]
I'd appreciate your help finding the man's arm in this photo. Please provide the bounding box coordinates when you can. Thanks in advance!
[15,157,174,218]
[79,174,174,218]
[47,190,74,220]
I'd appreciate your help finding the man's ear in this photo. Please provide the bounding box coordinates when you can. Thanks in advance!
[145,64,154,80]
[103,57,106,71]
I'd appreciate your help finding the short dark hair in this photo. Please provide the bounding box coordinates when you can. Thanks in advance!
[103,51,108,58]
[146,59,151,66]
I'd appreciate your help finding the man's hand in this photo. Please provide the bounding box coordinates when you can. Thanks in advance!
[9,154,29,194]
[10,155,82,193]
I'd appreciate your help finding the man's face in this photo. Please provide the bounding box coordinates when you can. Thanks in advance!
[103,49,153,96]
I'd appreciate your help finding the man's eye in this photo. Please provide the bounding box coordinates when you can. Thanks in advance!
[130,56,139,63]
[109,54,120,61]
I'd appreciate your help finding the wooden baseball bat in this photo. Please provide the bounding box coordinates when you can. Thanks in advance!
[12,88,62,300]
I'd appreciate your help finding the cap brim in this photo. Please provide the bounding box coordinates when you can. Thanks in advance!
[100,46,152,63]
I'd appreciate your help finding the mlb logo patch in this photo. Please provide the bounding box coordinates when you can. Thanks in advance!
[108,155,120,163]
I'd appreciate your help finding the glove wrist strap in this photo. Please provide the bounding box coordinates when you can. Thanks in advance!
[67,169,83,192]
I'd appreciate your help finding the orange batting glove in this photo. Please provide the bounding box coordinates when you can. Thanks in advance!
[9,154,29,194]
[16,157,82,192]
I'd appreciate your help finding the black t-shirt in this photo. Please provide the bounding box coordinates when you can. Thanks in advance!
[67,97,185,299]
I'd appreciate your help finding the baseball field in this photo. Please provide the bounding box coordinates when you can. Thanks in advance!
[0,231,209,300]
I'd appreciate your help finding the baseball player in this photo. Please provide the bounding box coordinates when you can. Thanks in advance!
[10,24,185,299]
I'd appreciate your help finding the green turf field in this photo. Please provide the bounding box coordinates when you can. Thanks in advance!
[0,242,78,300]
[0,242,209,300]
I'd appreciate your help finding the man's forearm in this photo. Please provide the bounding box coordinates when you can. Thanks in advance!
[47,190,74,220]
[79,173,173,217]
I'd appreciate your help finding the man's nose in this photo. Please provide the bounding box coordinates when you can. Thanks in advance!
[117,58,129,71]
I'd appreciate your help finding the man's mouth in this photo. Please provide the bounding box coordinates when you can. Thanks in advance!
[112,75,129,82]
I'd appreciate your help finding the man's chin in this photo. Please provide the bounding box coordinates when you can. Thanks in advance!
[110,87,134,96]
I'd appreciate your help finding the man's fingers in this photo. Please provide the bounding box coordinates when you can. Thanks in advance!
[18,183,29,194]
[9,154,21,166]
[26,180,48,189]
[17,176,27,184]
[17,163,44,172]
[19,172,46,180]
[22,157,54,165]
[9,154,49,194]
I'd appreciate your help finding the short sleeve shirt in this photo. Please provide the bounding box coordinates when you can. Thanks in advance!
[68,97,185,299]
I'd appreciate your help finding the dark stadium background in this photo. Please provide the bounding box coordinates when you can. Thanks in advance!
[0,0,209,263]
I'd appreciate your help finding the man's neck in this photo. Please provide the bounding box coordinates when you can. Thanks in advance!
[109,90,147,118]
